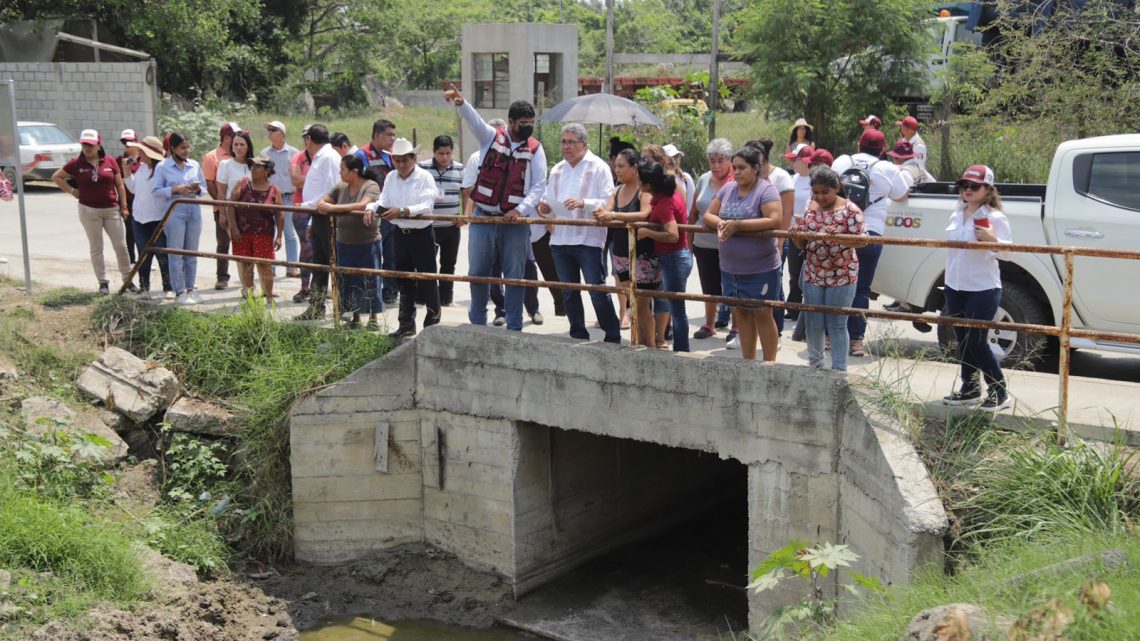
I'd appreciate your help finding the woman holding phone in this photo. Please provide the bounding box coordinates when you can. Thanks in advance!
[942,165,1013,412]
[153,132,207,304]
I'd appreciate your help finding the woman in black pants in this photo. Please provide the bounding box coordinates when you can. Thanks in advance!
[941,165,1013,412]
[689,138,735,341]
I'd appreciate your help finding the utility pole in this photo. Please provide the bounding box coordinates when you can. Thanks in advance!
[708,0,721,139]
[605,0,614,94]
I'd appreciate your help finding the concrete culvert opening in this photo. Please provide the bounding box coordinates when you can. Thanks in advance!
[503,423,749,639]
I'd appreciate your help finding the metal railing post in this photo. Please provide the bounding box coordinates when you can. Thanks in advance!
[1057,250,1075,446]
[328,216,341,327]
[627,223,639,346]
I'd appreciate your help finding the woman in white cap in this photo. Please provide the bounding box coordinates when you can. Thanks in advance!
[942,165,1013,412]
[785,118,815,155]
[661,144,696,214]
[124,136,172,297]
[52,129,135,294]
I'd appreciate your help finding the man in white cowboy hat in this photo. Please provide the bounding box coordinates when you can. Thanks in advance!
[370,138,440,339]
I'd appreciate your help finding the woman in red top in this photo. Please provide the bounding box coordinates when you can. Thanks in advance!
[228,156,284,300]
[52,129,135,294]
[637,159,693,352]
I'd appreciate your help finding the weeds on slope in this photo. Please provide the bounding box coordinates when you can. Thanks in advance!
[93,296,391,560]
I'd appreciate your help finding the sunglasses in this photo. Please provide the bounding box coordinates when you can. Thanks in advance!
[957,181,984,192]
[267,127,280,133]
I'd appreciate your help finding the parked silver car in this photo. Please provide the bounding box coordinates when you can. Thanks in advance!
[2,121,82,183]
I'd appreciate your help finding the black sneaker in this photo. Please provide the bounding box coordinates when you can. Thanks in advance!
[693,325,715,340]
[98,281,110,295]
[388,327,416,339]
[980,392,1012,413]
[943,389,983,406]
[126,282,140,293]
[714,318,729,329]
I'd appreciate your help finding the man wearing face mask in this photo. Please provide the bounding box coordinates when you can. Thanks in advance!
[444,83,547,332]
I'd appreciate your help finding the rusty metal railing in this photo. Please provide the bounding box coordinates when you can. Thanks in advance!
[121,198,1140,445]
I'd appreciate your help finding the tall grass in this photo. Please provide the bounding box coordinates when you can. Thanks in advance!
[94,297,391,559]
[0,475,148,608]
[0,309,95,399]
[809,532,1140,641]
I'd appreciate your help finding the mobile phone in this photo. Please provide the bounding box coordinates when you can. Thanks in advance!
[974,217,990,229]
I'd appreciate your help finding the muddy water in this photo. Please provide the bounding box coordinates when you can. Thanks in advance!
[300,617,536,640]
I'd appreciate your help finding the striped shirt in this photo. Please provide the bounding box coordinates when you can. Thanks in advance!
[419,158,464,227]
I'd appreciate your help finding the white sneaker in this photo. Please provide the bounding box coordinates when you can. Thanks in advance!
[189,290,204,304]
[176,292,195,305]
[726,333,740,349]
[164,290,176,300]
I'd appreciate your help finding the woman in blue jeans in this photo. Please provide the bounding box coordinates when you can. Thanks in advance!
[791,167,866,371]
[151,132,206,304]
[635,159,692,351]
[941,165,1013,412]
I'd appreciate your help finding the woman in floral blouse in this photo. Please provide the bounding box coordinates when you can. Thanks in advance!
[792,166,866,371]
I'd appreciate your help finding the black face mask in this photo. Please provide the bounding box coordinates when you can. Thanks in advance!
[515,124,534,140]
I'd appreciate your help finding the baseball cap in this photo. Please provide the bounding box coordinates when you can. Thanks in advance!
[250,155,275,171]
[896,116,921,130]
[662,143,683,158]
[220,122,242,137]
[859,115,881,128]
[119,129,137,142]
[300,123,313,137]
[265,120,287,134]
[784,143,813,162]
[858,129,887,154]
[809,148,834,167]
[79,129,101,145]
[958,164,994,187]
[887,141,916,160]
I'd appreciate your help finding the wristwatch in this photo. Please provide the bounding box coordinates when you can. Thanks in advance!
[400,207,409,217]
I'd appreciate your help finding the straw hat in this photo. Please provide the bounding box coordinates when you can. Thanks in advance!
[788,117,813,133]
[128,136,165,162]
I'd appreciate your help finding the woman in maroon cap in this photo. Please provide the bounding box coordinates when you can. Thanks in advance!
[52,129,136,294]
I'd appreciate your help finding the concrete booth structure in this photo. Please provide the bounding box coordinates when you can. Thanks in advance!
[456,23,578,159]
[289,327,950,632]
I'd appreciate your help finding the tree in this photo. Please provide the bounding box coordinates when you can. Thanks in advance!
[963,0,1140,139]
[734,0,931,149]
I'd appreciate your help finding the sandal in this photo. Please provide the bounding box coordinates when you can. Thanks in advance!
[620,315,631,330]
[849,340,866,357]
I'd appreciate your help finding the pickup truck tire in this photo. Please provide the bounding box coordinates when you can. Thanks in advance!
[937,281,1052,370]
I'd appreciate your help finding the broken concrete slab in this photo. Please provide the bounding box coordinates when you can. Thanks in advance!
[20,396,129,463]
[134,544,198,597]
[76,346,178,423]
[166,397,237,437]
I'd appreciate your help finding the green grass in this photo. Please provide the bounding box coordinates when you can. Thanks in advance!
[40,288,102,310]
[807,532,1140,641]
[94,296,391,560]
[0,311,94,399]
[0,474,148,623]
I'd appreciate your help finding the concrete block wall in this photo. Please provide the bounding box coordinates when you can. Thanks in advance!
[289,326,949,630]
[0,61,158,158]
[290,342,423,563]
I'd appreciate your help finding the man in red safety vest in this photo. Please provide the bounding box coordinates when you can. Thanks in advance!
[444,84,547,331]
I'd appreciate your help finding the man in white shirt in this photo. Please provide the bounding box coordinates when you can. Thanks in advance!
[372,138,440,338]
[295,124,342,320]
[444,84,547,332]
[261,121,300,276]
[896,116,929,176]
[830,128,910,356]
[537,123,619,343]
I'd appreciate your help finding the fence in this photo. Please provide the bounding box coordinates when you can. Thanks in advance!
[121,198,1140,446]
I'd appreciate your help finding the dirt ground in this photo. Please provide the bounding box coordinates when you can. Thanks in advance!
[27,544,515,641]
[0,284,515,641]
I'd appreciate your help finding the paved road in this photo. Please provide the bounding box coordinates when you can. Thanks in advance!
[3,183,1140,396]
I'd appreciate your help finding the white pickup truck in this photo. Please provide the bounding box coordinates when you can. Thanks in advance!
[872,134,1140,367]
